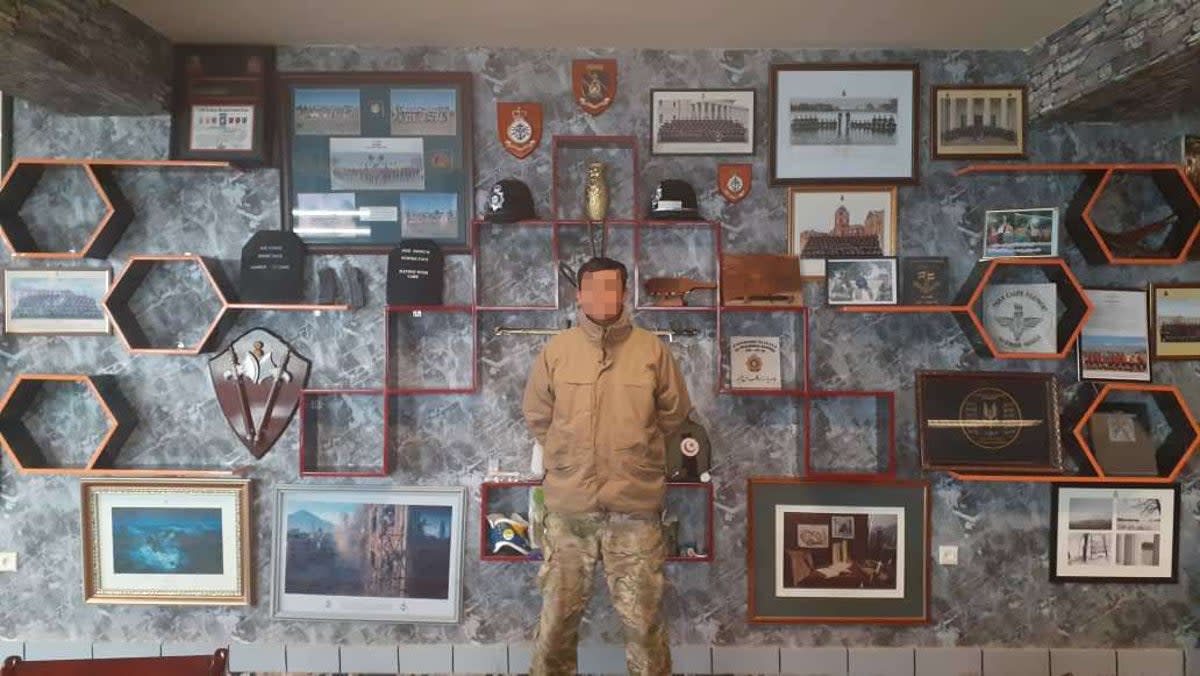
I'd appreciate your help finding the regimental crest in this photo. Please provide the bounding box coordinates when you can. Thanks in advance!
[572,59,617,115]
[718,163,752,203]
[208,328,311,459]
[995,302,1043,342]
[498,102,542,159]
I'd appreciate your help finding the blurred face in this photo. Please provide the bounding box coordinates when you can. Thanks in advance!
[577,268,625,323]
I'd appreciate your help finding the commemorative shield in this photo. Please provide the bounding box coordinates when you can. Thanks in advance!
[718,163,752,203]
[208,328,311,458]
[573,59,617,115]
[498,102,542,159]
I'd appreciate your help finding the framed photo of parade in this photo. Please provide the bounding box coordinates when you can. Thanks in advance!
[650,89,755,155]
[3,267,111,335]
[747,477,929,624]
[80,478,252,605]
[270,484,466,623]
[1151,284,1200,360]
[931,85,1027,159]
[1050,483,1179,583]
[769,63,919,185]
[787,186,897,279]
[278,71,473,253]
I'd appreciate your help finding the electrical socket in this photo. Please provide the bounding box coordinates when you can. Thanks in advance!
[0,552,16,572]
[938,545,959,566]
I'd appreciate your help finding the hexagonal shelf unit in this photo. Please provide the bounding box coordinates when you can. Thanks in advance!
[0,374,135,475]
[104,254,235,356]
[957,257,1093,360]
[1071,383,1200,483]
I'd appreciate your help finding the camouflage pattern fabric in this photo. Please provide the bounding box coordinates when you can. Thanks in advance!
[530,511,670,676]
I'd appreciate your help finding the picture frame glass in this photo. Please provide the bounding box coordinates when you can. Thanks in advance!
[788,187,897,279]
[3,268,111,335]
[1153,285,1200,359]
[933,86,1026,158]
[650,89,755,155]
[1053,485,1178,581]
[825,258,898,305]
[1078,288,1152,382]
[982,208,1059,258]
[189,104,255,152]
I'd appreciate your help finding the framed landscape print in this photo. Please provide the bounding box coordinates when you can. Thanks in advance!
[825,257,898,306]
[278,72,473,253]
[748,477,929,624]
[931,85,1027,159]
[80,478,252,605]
[1051,484,1179,583]
[770,63,918,185]
[1078,288,1152,382]
[650,89,755,155]
[3,267,110,335]
[788,186,897,279]
[271,484,466,623]
[1152,284,1200,360]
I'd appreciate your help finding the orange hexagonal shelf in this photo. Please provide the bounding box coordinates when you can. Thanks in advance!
[961,257,1093,360]
[1072,383,1200,483]
[0,374,136,475]
[0,160,130,259]
[103,254,235,355]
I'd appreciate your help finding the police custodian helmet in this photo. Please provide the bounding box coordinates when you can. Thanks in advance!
[485,179,537,224]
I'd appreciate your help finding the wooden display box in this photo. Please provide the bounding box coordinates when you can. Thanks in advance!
[171,45,276,167]
[1069,383,1199,483]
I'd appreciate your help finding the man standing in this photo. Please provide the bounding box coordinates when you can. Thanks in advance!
[523,257,692,676]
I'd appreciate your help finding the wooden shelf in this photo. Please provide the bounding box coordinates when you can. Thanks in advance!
[225,302,351,312]
[10,158,232,168]
[837,305,967,314]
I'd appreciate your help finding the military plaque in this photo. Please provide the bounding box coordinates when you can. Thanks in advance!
[901,257,948,305]
[982,282,1057,354]
[916,370,1062,472]
[239,231,307,303]
[572,59,617,115]
[386,239,444,306]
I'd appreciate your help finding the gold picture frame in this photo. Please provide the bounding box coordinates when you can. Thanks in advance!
[80,478,252,605]
[787,186,898,280]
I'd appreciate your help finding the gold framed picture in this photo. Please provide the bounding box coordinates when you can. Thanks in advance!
[81,478,252,605]
[787,186,898,279]
[931,85,1027,159]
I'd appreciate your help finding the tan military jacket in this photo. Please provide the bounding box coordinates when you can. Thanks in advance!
[522,309,692,516]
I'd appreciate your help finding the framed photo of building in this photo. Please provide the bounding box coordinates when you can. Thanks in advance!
[769,63,919,185]
[788,186,897,279]
[1078,288,1152,382]
[931,85,1027,159]
[271,484,466,623]
[1152,284,1200,360]
[278,72,473,253]
[825,257,898,306]
[3,267,111,335]
[748,477,929,623]
[80,478,252,605]
[650,89,755,155]
[1051,484,1179,583]
[982,207,1058,258]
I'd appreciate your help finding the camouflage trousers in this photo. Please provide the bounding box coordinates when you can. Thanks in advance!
[530,511,670,676]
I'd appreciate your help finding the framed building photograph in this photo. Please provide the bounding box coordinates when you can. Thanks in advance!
[271,484,466,623]
[650,89,755,155]
[278,72,473,253]
[80,478,252,605]
[1152,284,1200,360]
[748,477,929,623]
[1051,484,1179,583]
[982,207,1059,258]
[3,267,111,335]
[788,186,897,279]
[825,257,898,306]
[769,63,918,185]
[1078,288,1152,382]
[931,85,1027,159]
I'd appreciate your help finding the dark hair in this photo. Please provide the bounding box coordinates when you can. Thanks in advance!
[577,257,627,289]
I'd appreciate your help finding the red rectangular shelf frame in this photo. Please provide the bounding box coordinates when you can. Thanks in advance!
[298,388,388,478]
[550,135,639,222]
[634,219,721,312]
[803,390,897,479]
[716,306,811,396]
[472,219,560,311]
[384,305,479,395]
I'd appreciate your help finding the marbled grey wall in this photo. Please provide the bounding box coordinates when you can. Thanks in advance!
[1,45,1199,653]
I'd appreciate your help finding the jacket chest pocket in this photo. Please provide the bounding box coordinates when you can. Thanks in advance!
[547,368,597,469]
[607,371,658,452]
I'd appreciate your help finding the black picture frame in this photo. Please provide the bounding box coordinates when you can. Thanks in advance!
[277,71,475,254]
[1050,483,1180,584]
[900,256,949,306]
[824,257,898,306]
[649,88,756,156]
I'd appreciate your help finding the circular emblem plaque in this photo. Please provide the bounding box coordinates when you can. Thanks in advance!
[507,116,533,144]
[958,387,1022,450]
[680,435,701,458]
[747,355,763,373]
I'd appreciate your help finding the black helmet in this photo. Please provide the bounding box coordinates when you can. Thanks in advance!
[485,179,536,224]
[649,179,700,220]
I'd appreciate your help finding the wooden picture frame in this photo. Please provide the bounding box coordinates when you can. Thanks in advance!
[1078,287,1153,383]
[787,185,898,280]
[769,63,919,186]
[3,266,111,335]
[747,477,929,624]
[931,84,1027,160]
[80,478,252,605]
[1151,283,1200,360]
[277,71,474,254]
[1050,483,1180,583]
[649,88,756,155]
[171,45,275,167]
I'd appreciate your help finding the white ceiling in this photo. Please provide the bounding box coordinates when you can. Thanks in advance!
[114,0,1100,50]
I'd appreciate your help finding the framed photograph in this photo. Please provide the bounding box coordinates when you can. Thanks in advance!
[931,85,1027,159]
[769,63,918,185]
[788,186,897,279]
[1078,288,1152,382]
[80,478,252,605]
[271,484,466,623]
[748,477,929,624]
[650,89,755,155]
[1051,484,1179,583]
[278,72,473,253]
[1181,134,1200,190]
[916,370,1063,473]
[171,46,274,166]
[1152,284,1200,360]
[825,257,898,306]
[3,267,111,335]
[189,105,255,152]
[982,207,1059,258]
[0,90,11,177]
[901,257,949,305]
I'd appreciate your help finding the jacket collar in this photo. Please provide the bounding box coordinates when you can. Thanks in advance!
[578,307,632,347]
